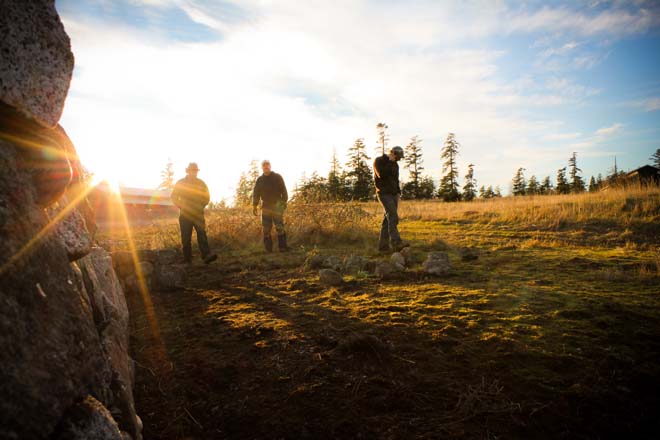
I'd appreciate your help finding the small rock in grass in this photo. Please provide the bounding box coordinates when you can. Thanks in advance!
[390,252,406,267]
[323,256,343,271]
[303,254,325,270]
[458,247,479,262]
[375,261,403,279]
[423,251,451,276]
[319,269,343,286]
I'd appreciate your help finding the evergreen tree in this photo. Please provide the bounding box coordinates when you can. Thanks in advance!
[234,160,259,206]
[650,148,660,168]
[438,133,461,201]
[478,185,486,198]
[327,148,345,201]
[403,135,424,198]
[418,176,436,199]
[462,163,477,201]
[294,172,329,202]
[512,167,526,196]
[527,175,539,195]
[158,158,175,191]
[346,138,374,201]
[588,176,598,192]
[556,167,570,194]
[568,152,585,193]
[494,186,502,197]
[540,176,553,195]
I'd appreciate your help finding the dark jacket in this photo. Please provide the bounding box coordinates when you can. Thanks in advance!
[171,176,210,218]
[253,172,288,209]
[374,154,400,195]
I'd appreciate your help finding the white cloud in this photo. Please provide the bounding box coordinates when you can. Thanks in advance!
[56,0,657,200]
[631,97,660,111]
[595,123,623,137]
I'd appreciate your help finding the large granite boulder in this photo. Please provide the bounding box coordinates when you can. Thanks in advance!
[0,1,140,438]
[0,0,74,127]
[52,396,124,440]
[78,248,141,440]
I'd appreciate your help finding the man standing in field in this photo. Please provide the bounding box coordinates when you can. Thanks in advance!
[374,146,409,252]
[171,162,217,264]
[253,160,289,252]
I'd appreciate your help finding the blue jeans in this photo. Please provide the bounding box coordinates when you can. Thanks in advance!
[378,193,401,248]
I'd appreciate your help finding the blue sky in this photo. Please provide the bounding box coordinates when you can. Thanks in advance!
[56,0,660,200]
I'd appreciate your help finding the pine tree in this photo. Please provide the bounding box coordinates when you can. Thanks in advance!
[540,176,553,195]
[346,138,374,201]
[376,122,389,156]
[234,160,259,206]
[478,185,486,199]
[568,152,585,193]
[494,186,502,197]
[588,176,597,192]
[527,175,539,195]
[328,148,345,201]
[556,167,570,194]
[418,176,436,199]
[650,148,660,168]
[438,133,461,202]
[403,135,424,198]
[512,167,526,196]
[158,158,175,191]
[462,163,477,201]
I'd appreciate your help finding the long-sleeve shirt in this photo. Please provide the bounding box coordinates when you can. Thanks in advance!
[373,154,400,195]
[171,176,210,218]
[252,172,288,209]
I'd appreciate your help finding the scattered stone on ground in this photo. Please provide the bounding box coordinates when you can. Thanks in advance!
[390,252,406,268]
[400,246,413,264]
[323,256,343,272]
[375,261,404,279]
[154,264,186,291]
[319,269,344,286]
[335,334,391,361]
[423,251,451,276]
[156,249,177,265]
[343,255,368,275]
[458,247,479,262]
[303,254,325,270]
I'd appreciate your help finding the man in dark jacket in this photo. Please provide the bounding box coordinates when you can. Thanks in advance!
[171,162,217,264]
[374,146,409,252]
[252,160,289,252]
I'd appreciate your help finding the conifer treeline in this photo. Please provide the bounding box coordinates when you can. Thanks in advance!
[231,130,659,205]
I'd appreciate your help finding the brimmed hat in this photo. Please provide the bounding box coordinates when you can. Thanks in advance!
[391,146,404,159]
[186,162,199,171]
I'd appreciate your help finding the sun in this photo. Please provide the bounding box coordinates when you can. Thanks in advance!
[90,173,121,194]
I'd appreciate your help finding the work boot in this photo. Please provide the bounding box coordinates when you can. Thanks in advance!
[203,253,218,264]
[277,233,289,252]
[264,235,273,253]
[392,240,410,252]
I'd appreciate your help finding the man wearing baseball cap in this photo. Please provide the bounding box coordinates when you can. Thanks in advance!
[171,162,217,264]
[374,146,409,252]
[252,159,289,252]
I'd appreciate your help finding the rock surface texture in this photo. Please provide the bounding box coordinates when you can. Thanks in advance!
[0,0,74,127]
[0,1,141,439]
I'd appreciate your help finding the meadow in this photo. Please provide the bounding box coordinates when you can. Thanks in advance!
[102,187,660,439]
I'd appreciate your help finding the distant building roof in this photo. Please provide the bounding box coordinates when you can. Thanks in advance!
[625,165,660,178]
[94,184,174,207]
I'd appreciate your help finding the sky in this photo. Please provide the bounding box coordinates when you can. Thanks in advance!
[56,0,660,201]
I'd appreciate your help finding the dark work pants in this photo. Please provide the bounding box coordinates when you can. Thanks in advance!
[262,207,285,237]
[378,193,401,248]
[179,214,210,261]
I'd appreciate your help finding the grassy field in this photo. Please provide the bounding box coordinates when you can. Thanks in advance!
[102,187,660,439]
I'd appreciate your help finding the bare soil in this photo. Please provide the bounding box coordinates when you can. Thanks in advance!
[127,233,660,439]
